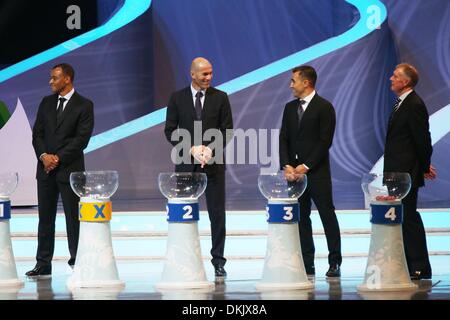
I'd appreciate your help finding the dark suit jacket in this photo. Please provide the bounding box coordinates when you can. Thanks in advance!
[164,86,233,175]
[32,91,94,183]
[279,93,336,180]
[384,91,432,188]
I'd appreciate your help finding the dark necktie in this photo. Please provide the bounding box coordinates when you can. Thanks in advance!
[297,99,306,128]
[57,97,66,119]
[388,97,401,124]
[195,91,203,120]
[392,97,401,112]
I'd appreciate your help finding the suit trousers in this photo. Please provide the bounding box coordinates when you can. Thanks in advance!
[36,176,80,267]
[195,165,226,267]
[402,187,432,275]
[298,178,342,268]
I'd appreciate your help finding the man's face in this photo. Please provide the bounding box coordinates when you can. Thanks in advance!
[290,71,307,98]
[390,67,409,95]
[49,67,70,94]
[191,64,213,90]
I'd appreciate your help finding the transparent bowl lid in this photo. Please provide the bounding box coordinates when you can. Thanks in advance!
[258,172,307,201]
[0,172,18,198]
[361,172,411,202]
[158,172,207,200]
[70,170,119,200]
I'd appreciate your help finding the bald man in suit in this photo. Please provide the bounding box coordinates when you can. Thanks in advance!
[164,57,233,280]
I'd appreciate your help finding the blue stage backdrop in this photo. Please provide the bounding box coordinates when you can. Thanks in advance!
[0,0,449,209]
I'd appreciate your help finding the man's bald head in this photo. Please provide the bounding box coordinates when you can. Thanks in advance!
[191,57,212,72]
[191,57,213,90]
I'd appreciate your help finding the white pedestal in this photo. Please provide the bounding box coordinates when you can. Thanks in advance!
[358,223,417,291]
[0,219,24,287]
[67,198,124,289]
[257,223,313,290]
[156,222,214,290]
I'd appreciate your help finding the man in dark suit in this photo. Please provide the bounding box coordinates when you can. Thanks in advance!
[279,65,342,277]
[164,57,233,280]
[26,63,94,278]
[384,63,436,280]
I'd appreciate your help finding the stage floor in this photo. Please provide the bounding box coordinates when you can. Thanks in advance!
[4,256,450,300]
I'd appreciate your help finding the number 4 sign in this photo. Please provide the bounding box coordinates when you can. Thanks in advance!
[370,203,403,224]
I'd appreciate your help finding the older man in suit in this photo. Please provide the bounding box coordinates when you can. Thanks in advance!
[164,57,233,280]
[384,63,436,280]
[26,63,94,278]
[279,65,342,278]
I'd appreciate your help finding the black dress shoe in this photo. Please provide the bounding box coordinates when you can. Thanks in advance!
[410,271,431,280]
[214,266,227,278]
[326,264,341,278]
[305,265,315,276]
[25,265,51,278]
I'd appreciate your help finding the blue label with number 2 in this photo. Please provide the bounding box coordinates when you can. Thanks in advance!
[167,202,200,222]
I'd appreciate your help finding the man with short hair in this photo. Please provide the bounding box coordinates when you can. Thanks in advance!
[279,65,342,277]
[384,63,436,280]
[164,57,233,280]
[26,63,94,278]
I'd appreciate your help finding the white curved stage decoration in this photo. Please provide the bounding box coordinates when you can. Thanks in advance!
[0,99,37,206]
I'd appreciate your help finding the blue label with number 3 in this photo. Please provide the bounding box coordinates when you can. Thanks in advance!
[167,202,199,222]
[370,203,403,224]
[266,202,299,223]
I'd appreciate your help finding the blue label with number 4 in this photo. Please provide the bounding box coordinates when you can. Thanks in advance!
[266,202,299,223]
[370,203,403,224]
[167,202,199,222]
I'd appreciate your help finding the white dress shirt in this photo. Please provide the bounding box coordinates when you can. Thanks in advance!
[396,89,413,110]
[190,84,206,108]
[299,90,316,113]
[57,87,75,112]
